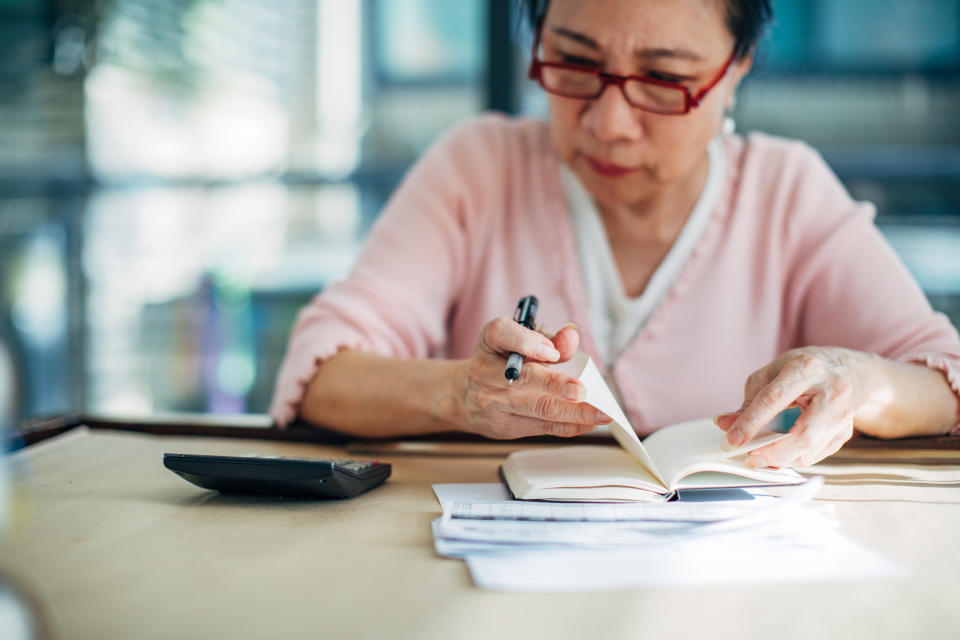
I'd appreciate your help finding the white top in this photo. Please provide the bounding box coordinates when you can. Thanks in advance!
[561,138,726,365]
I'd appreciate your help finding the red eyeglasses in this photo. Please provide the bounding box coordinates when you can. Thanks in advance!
[527,27,736,116]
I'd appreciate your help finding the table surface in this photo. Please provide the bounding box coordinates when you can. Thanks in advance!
[2,427,959,640]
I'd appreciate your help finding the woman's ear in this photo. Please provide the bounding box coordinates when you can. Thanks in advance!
[730,51,754,89]
[722,52,753,114]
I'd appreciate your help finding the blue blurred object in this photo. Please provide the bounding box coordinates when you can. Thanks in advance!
[772,408,804,433]
[372,0,484,84]
[761,0,960,74]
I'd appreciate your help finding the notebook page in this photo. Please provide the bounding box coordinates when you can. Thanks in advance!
[573,354,667,487]
[643,419,793,489]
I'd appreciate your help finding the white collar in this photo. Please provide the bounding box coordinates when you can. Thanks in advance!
[560,137,726,364]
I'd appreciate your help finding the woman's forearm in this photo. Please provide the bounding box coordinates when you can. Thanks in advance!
[851,351,959,438]
[299,350,469,438]
[297,323,598,441]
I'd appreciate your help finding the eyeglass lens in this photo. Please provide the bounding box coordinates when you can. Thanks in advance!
[540,67,686,113]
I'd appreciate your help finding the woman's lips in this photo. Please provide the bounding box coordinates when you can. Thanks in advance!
[583,155,639,177]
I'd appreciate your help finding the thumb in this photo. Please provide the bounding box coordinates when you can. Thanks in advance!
[713,412,740,431]
[715,366,776,433]
[551,323,580,362]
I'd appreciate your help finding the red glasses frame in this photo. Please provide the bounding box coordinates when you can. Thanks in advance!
[527,26,736,115]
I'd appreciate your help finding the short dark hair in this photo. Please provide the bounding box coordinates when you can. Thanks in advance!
[517,0,773,60]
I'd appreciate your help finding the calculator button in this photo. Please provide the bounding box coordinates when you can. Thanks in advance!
[338,461,375,473]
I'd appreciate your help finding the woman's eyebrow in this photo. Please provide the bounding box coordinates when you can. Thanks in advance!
[635,47,703,62]
[550,27,703,62]
[551,27,599,49]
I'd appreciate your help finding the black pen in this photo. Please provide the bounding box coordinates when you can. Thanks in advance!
[505,295,538,382]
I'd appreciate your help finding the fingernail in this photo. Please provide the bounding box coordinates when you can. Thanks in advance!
[561,382,586,402]
[727,428,744,446]
[596,410,612,424]
[714,411,735,424]
[559,322,579,332]
[747,455,767,468]
[537,344,560,361]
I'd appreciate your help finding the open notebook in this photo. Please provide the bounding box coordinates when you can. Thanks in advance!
[502,355,805,502]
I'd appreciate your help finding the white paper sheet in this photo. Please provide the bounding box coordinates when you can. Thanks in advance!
[432,483,510,510]
[466,530,905,590]
[431,481,902,588]
[433,481,824,553]
[434,479,814,526]
[443,499,776,523]
[437,508,826,548]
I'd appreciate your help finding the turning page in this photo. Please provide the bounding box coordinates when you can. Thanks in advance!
[572,353,795,487]
[572,354,667,486]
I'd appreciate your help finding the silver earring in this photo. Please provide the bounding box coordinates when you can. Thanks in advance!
[722,94,737,135]
[722,116,736,135]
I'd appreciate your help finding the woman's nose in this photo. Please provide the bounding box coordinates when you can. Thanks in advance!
[581,83,643,142]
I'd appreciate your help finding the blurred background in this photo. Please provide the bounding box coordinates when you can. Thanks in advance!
[0,0,958,425]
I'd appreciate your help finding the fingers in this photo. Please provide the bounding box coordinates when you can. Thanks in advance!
[506,364,610,425]
[517,364,587,402]
[535,419,599,438]
[745,397,855,468]
[468,378,611,439]
[534,322,580,362]
[551,323,580,362]
[713,411,739,432]
[715,361,779,434]
[726,349,861,471]
[479,316,560,363]
[529,389,610,426]
[747,426,851,468]
[473,331,586,401]
[489,414,599,439]
[816,430,854,464]
[469,317,603,439]
[534,323,557,339]
[727,356,820,447]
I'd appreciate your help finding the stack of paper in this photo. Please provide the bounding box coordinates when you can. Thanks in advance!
[431,481,903,591]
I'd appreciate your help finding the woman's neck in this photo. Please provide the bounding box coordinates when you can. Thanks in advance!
[595,150,710,246]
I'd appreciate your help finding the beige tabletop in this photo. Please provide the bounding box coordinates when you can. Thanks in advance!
[1,427,959,640]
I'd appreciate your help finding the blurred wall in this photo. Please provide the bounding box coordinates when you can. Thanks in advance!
[0,0,958,423]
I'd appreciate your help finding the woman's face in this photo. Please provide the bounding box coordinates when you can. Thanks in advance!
[541,0,751,209]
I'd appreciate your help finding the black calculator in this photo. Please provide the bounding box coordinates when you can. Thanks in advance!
[163,453,391,498]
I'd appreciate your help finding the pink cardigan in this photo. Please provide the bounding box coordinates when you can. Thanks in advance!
[270,114,960,436]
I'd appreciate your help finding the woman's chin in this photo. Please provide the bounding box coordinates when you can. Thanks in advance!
[577,171,656,209]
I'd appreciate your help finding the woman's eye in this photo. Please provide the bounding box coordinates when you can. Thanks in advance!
[646,70,685,84]
[560,54,598,68]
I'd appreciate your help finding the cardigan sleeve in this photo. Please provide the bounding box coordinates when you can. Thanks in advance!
[267,117,506,427]
[781,145,960,434]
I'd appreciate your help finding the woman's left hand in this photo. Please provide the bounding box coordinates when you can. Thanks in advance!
[715,346,864,468]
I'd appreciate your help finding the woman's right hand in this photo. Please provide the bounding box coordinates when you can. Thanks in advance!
[456,317,612,439]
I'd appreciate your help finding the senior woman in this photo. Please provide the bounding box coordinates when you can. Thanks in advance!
[270,0,960,468]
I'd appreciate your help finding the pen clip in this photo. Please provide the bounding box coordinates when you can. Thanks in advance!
[513,295,538,330]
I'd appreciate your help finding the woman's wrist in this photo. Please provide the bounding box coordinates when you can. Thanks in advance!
[844,348,882,421]
[432,359,471,432]
[846,348,957,438]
